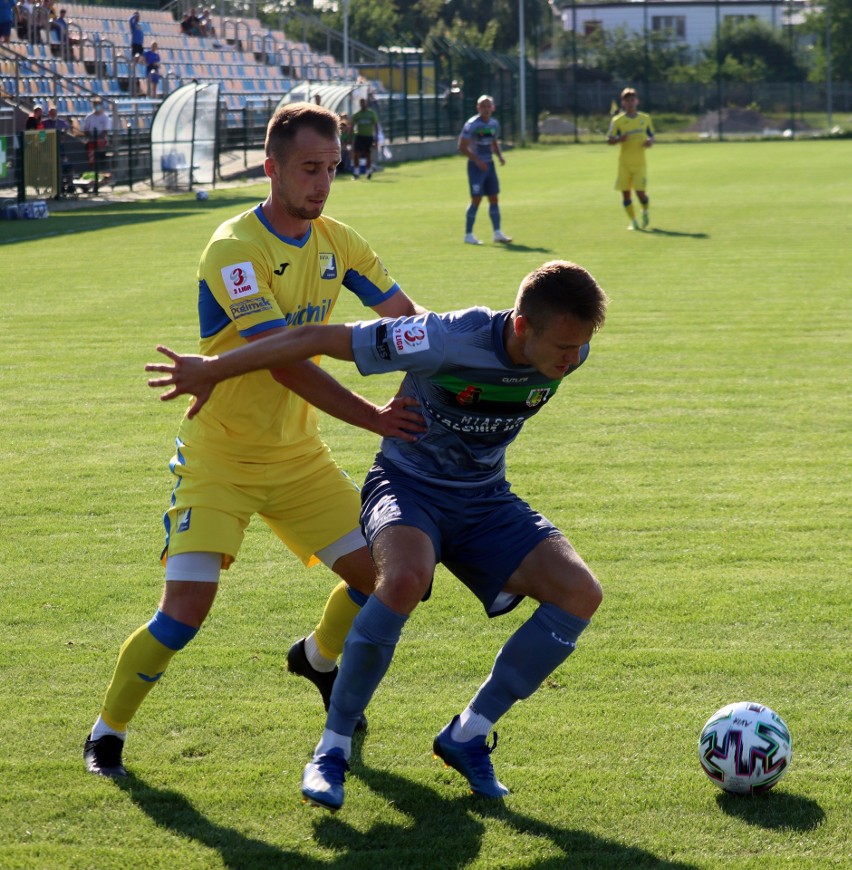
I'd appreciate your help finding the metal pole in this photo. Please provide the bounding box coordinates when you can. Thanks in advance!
[572,0,578,143]
[343,0,349,78]
[825,0,832,127]
[518,0,526,146]
[715,0,723,141]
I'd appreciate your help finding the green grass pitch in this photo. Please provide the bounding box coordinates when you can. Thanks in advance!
[1,140,850,868]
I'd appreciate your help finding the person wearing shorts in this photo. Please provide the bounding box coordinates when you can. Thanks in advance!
[144,259,609,809]
[83,102,425,779]
[607,87,654,230]
[458,94,512,245]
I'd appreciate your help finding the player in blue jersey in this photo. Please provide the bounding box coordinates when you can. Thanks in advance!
[146,259,609,809]
[82,102,427,779]
[458,95,512,246]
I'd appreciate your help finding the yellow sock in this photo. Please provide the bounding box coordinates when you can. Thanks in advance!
[624,202,636,220]
[100,624,179,730]
[313,581,362,660]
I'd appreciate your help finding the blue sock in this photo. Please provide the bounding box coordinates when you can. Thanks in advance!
[346,585,369,607]
[469,603,589,724]
[466,205,478,234]
[489,204,501,231]
[326,596,407,736]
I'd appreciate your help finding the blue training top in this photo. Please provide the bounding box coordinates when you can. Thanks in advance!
[351,308,590,487]
[460,114,500,164]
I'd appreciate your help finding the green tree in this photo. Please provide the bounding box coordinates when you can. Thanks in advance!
[581,26,692,82]
[802,0,852,80]
[700,18,807,82]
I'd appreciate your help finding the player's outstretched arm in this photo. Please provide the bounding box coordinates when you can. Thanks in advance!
[146,324,354,417]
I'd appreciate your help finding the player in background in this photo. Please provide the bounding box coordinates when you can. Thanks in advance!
[146,260,608,810]
[458,95,512,246]
[350,97,380,179]
[607,87,654,230]
[83,102,426,778]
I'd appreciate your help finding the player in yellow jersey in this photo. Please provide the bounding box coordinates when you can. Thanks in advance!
[83,103,426,777]
[607,87,654,230]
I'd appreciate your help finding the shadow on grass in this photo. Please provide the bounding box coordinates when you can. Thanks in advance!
[0,192,263,243]
[317,740,700,870]
[493,242,555,254]
[117,774,322,869]
[646,227,709,239]
[715,789,825,831]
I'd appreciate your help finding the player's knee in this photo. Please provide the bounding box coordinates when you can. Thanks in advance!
[376,565,431,614]
[556,565,602,619]
[622,196,632,207]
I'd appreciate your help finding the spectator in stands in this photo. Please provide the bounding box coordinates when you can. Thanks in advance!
[43,103,73,189]
[0,0,15,44]
[49,6,68,56]
[199,7,215,38]
[42,103,69,132]
[14,0,30,40]
[143,41,162,98]
[129,10,143,57]
[180,8,201,36]
[82,98,112,183]
[25,103,44,129]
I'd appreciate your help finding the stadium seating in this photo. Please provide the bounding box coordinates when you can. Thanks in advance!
[1,3,348,129]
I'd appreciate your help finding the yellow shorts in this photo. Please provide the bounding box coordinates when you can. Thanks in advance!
[615,161,647,192]
[161,438,362,569]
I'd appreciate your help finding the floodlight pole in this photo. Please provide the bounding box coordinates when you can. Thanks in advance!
[519,0,526,146]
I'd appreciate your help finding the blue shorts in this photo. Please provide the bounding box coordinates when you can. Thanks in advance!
[360,455,561,616]
[467,161,499,198]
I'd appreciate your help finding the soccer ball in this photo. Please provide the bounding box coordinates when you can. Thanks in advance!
[195,189,209,201]
[699,701,792,795]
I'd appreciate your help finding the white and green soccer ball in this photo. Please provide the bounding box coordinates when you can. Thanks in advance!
[699,701,792,795]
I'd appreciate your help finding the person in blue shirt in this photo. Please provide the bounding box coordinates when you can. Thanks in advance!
[145,259,609,811]
[458,94,512,245]
[129,10,143,57]
[0,0,16,44]
[142,41,161,97]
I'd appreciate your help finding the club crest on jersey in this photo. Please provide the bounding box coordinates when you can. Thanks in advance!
[392,324,429,355]
[456,385,482,406]
[222,262,259,300]
[525,387,551,407]
[319,253,337,279]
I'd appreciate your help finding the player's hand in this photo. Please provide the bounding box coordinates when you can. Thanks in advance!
[373,395,427,442]
[145,345,216,418]
[498,156,505,166]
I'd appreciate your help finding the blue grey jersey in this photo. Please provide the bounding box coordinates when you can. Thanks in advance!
[350,308,590,487]
[460,114,500,163]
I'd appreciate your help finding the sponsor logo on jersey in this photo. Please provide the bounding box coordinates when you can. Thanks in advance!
[319,253,337,279]
[456,385,482,406]
[375,323,392,359]
[222,262,259,300]
[230,298,274,320]
[502,376,530,384]
[392,324,429,354]
[282,298,333,326]
[525,388,551,408]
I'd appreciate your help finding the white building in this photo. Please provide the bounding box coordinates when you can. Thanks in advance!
[555,0,810,52]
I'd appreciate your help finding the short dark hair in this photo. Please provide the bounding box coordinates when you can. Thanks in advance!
[621,87,638,99]
[265,103,340,161]
[515,260,608,332]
